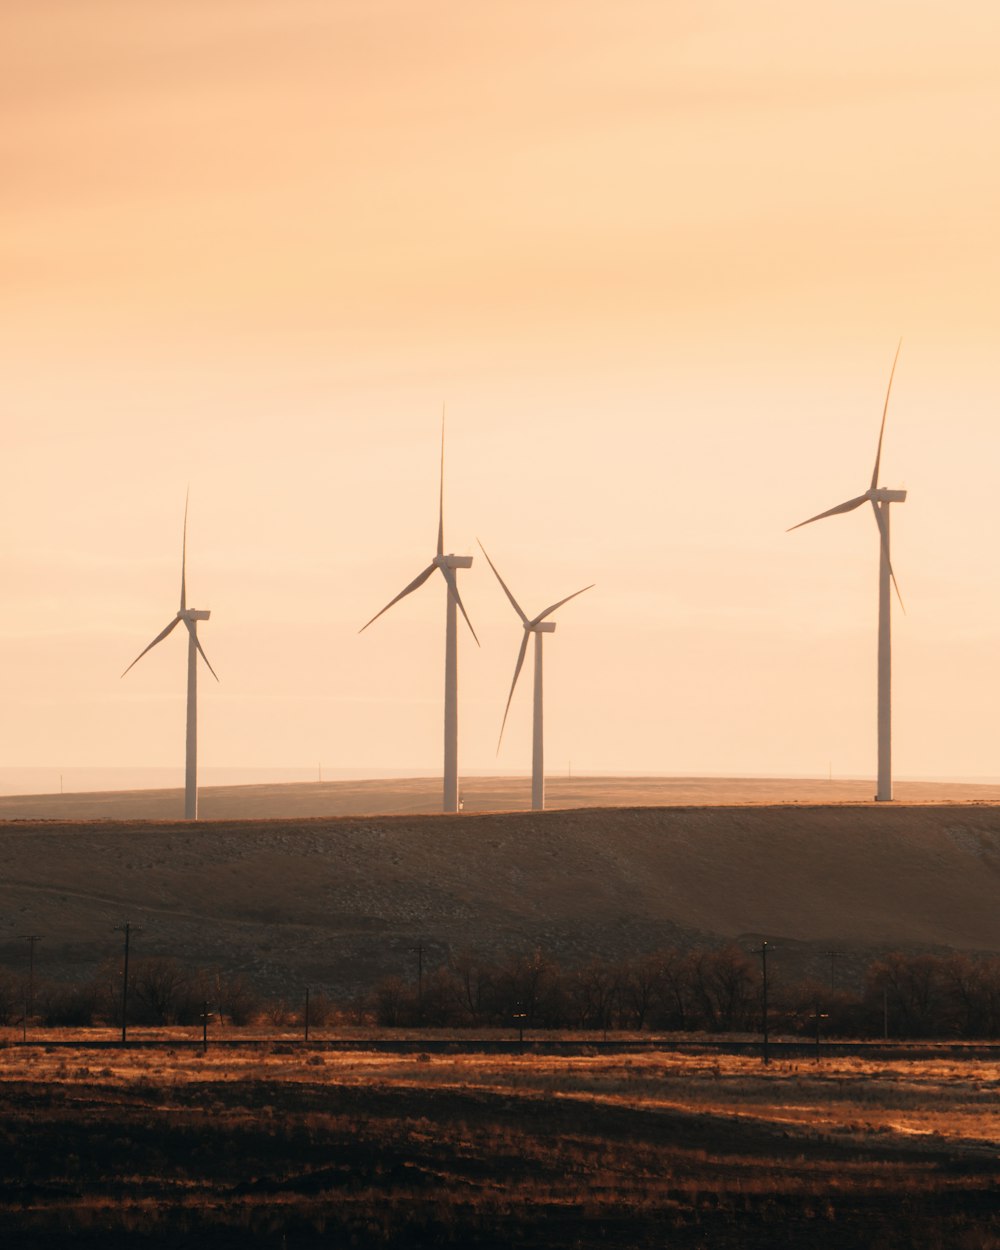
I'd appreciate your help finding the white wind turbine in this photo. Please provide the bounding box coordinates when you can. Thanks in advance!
[122,496,218,820]
[360,424,478,814]
[789,343,906,802]
[479,542,593,811]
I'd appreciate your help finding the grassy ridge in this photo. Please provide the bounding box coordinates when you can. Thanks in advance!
[2,802,1000,996]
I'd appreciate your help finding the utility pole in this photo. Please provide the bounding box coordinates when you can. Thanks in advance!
[114,920,141,1045]
[214,973,226,1032]
[412,943,424,1021]
[22,934,41,1019]
[823,949,842,992]
[201,1000,210,1053]
[814,1002,829,1064]
[756,940,771,1066]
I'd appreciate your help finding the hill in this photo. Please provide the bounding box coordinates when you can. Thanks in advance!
[3,796,1000,997]
[3,772,1000,821]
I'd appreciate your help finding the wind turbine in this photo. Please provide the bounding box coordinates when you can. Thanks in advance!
[789,343,906,802]
[360,423,478,814]
[122,495,218,820]
[479,542,593,811]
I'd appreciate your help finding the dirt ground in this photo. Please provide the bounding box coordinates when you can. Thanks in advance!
[2,1041,998,1248]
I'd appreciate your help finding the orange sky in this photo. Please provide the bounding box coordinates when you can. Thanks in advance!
[3,1,1000,787]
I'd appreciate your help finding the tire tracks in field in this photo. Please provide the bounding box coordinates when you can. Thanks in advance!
[0,876,317,932]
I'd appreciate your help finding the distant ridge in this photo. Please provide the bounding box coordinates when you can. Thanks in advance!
[3,773,1000,821]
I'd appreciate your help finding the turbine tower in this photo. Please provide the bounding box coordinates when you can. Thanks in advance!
[479,542,593,811]
[122,495,218,820]
[360,423,478,814]
[789,344,906,802]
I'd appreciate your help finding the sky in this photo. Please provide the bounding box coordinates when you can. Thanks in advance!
[3,0,1000,790]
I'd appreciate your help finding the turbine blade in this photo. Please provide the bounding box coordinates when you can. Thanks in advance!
[186,618,220,681]
[533,583,595,625]
[497,630,530,753]
[439,562,480,646]
[787,493,869,532]
[477,539,528,624]
[359,563,436,633]
[180,489,189,613]
[871,339,903,491]
[870,499,905,613]
[121,617,181,677]
[437,409,445,558]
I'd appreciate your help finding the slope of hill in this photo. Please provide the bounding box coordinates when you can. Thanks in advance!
[3,800,1000,996]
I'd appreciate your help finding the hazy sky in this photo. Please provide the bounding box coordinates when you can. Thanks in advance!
[3,1,1000,786]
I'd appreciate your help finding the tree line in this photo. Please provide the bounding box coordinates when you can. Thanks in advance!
[5,946,1000,1039]
[372,947,1000,1038]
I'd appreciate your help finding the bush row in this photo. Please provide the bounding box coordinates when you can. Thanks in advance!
[372,948,1000,1037]
[4,948,1000,1038]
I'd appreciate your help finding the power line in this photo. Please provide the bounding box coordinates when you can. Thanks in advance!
[822,949,843,992]
[411,943,424,1020]
[753,940,772,1066]
[20,935,42,1041]
[113,920,142,1045]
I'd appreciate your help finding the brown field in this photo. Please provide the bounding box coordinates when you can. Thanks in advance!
[2,1038,999,1248]
[5,783,1000,1246]
[3,789,1000,996]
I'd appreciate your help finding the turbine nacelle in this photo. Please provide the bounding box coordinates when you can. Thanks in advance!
[121,498,219,685]
[122,495,218,820]
[789,342,906,803]
[361,417,480,813]
[477,539,593,762]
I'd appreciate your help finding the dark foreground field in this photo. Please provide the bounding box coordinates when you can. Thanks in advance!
[3,1042,999,1249]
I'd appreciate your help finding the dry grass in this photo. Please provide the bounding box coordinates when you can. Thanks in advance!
[4,799,1000,1001]
[3,1041,1000,1247]
[38,1043,1000,1161]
